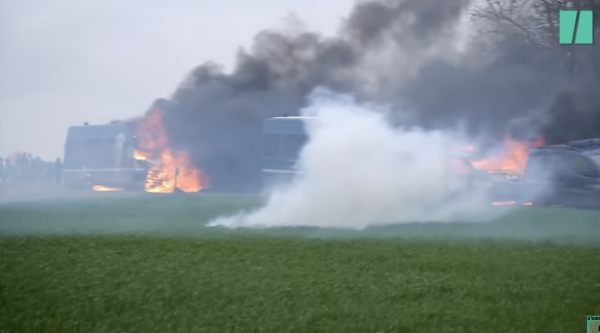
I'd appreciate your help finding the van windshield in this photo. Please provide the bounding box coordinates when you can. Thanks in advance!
[590,154,600,166]
[64,139,117,168]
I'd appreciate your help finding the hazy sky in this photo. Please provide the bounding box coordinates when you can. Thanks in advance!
[0,0,353,160]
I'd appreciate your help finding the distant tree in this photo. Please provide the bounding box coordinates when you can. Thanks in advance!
[471,0,599,76]
[471,0,600,142]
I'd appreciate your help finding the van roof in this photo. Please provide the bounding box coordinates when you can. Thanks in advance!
[263,117,313,135]
[532,145,600,156]
[66,124,131,141]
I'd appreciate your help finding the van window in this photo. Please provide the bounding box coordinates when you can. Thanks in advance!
[281,135,307,159]
[263,134,282,157]
[590,155,600,166]
[64,140,116,168]
[525,152,572,182]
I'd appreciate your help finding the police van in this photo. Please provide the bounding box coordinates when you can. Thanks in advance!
[261,116,313,188]
[62,123,148,190]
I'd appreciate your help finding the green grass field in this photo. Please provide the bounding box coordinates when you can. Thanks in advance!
[1,192,600,332]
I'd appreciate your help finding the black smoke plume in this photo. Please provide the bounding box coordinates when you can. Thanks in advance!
[133,0,600,192]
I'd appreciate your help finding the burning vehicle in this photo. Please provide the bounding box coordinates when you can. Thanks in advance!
[520,138,600,208]
[62,104,207,193]
[129,104,208,193]
[458,137,546,205]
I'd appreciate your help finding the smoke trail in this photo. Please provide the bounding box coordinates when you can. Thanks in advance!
[208,88,510,230]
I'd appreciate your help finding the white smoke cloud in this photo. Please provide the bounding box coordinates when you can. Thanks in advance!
[208,88,517,230]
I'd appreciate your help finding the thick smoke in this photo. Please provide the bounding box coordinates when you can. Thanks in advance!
[137,0,599,191]
[208,89,508,229]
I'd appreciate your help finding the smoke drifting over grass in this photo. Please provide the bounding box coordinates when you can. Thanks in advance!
[208,89,515,229]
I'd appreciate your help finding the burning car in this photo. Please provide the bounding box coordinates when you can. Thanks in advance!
[520,138,600,208]
[449,155,522,204]
[461,137,546,205]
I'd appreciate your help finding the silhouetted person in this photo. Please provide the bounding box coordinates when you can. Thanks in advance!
[54,158,63,184]
[16,153,25,181]
[44,162,53,182]
[0,157,4,183]
[6,155,16,183]
[24,153,33,182]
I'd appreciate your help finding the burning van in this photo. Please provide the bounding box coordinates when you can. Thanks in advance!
[62,123,148,191]
[61,99,208,193]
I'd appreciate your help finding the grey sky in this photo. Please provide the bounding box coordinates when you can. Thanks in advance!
[0,0,353,160]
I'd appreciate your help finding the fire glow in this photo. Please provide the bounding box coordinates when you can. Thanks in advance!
[492,201,534,206]
[133,107,207,193]
[471,137,545,174]
[93,185,124,192]
[492,201,516,206]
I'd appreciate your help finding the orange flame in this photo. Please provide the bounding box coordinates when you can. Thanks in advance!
[134,150,148,161]
[134,107,207,193]
[93,186,124,192]
[492,201,534,206]
[492,201,516,206]
[471,137,545,174]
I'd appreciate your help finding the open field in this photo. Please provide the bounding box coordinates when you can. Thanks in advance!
[1,191,600,243]
[1,192,600,332]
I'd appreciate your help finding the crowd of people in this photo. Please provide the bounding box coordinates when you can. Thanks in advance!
[0,152,62,185]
